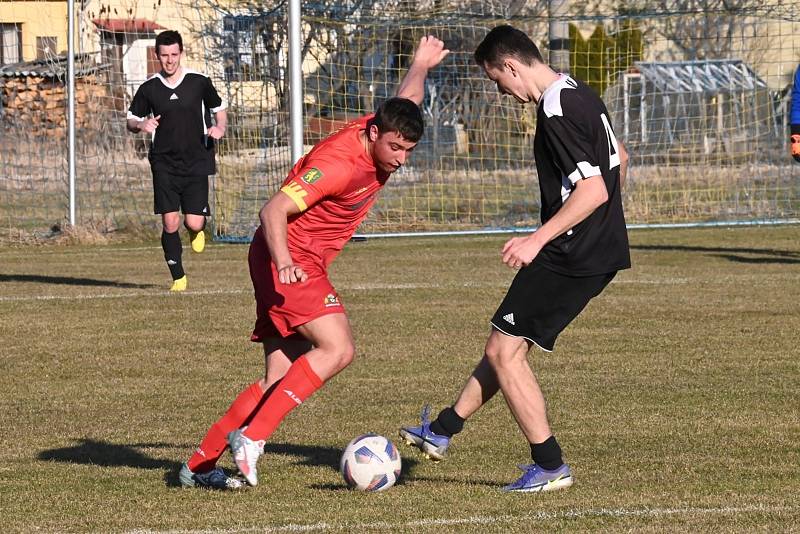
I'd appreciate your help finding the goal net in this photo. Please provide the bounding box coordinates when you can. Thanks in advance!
[1,0,799,241]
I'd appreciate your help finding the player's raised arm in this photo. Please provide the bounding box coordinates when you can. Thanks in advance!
[396,36,450,106]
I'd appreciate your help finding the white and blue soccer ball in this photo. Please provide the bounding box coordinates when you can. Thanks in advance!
[340,433,402,491]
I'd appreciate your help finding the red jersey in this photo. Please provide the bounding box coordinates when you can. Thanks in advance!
[279,114,387,267]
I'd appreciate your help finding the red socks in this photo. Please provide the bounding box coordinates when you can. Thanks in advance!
[187,381,264,473]
[243,356,323,442]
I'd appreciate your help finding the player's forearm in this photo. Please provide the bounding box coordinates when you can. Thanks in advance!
[618,139,629,188]
[126,118,142,133]
[532,176,608,248]
[396,63,430,106]
[260,204,293,269]
[214,110,228,134]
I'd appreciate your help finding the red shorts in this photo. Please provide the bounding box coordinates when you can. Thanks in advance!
[248,228,345,340]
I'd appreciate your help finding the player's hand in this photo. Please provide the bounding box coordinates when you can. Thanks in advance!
[501,235,542,270]
[139,115,160,133]
[791,132,800,163]
[277,264,308,284]
[411,36,450,70]
[207,125,225,139]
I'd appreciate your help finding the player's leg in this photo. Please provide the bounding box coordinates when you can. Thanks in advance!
[180,175,209,253]
[400,353,500,460]
[161,211,187,291]
[485,330,551,442]
[229,313,353,485]
[490,264,615,492]
[153,170,187,290]
[241,312,353,441]
[484,328,574,492]
[184,338,308,469]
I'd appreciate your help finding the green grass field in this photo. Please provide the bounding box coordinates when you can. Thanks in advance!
[1,226,799,532]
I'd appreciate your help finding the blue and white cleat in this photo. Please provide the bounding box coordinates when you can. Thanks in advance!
[399,405,450,461]
[178,462,244,490]
[502,463,573,493]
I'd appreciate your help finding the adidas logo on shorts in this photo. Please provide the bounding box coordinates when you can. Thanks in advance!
[503,313,515,325]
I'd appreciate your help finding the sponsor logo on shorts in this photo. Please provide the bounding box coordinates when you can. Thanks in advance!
[503,313,515,325]
[324,293,341,307]
[301,167,323,184]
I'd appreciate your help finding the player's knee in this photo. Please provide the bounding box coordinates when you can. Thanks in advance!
[162,219,180,233]
[184,218,205,232]
[327,342,355,373]
[484,341,520,370]
[313,341,355,374]
[337,343,356,370]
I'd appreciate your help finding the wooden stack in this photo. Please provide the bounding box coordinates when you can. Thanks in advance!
[0,74,111,136]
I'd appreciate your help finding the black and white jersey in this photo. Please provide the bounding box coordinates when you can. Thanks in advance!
[533,75,630,276]
[128,70,226,176]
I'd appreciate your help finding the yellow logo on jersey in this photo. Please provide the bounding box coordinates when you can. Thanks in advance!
[280,182,309,211]
[301,167,323,184]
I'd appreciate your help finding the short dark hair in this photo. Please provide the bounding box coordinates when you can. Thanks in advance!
[368,97,424,142]
[155,30,183,54]
[474,25,543,68]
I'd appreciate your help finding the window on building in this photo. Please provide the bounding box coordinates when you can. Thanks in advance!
[1,23,22,66]
[222,15,273,81]
[36,36,57,60]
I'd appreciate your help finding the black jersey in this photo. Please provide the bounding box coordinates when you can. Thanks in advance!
[128,70,226,176]
[533,75,630,276]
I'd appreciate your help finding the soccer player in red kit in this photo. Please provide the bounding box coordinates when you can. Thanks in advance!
[179,36,449,489]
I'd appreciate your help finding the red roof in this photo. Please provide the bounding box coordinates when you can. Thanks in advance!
[92,18,165,33]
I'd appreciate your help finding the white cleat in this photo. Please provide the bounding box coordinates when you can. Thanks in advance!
[227,429,265,486]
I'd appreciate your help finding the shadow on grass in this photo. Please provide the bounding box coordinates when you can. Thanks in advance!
[0,274,158,288]
[38,438,186,486]
[311,473,502,491]
[631,244,800,264]
[264,443,502,489]
[38,439,467,490]
[264,442,343,471]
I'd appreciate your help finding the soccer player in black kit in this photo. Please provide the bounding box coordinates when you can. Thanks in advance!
[127,30,227,291]
[401,25,631,492]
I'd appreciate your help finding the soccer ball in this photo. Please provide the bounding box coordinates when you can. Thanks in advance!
[340,433,402,491]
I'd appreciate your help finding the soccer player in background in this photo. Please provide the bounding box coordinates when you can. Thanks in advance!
[127,30,227,292]
[178,36,449,489]
[790,63,800,163]
[400,25,631,492]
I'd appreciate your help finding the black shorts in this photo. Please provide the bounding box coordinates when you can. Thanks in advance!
[151,170,209,216]
[490,261,616,352]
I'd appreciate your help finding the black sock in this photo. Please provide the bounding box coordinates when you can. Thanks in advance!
[531,435,563,470]
[161,230,184,280]
[430,407,465,437]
